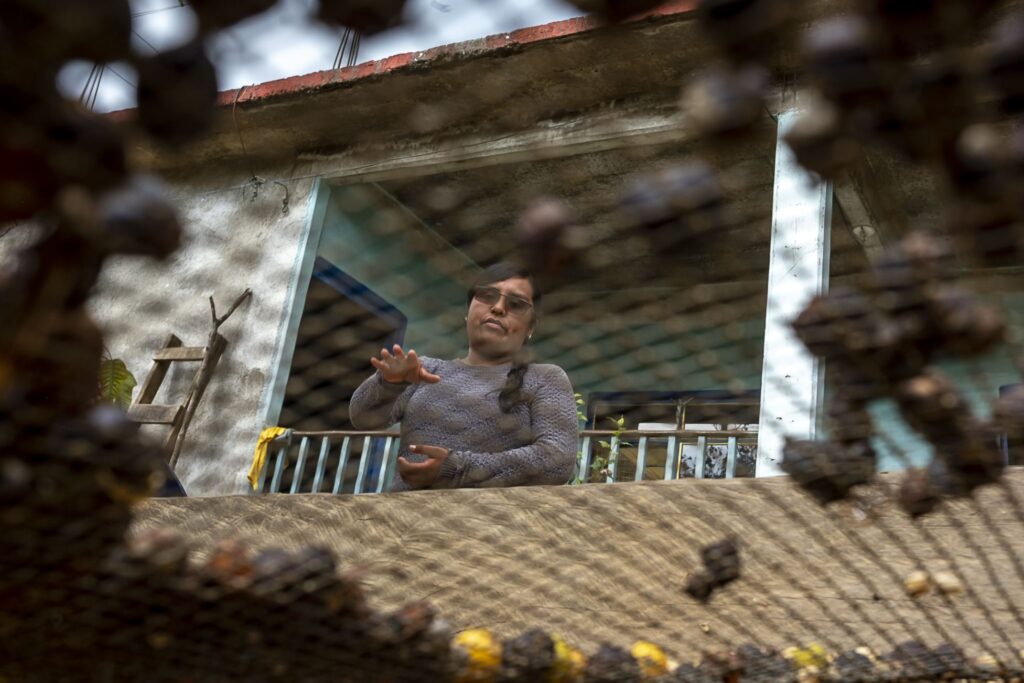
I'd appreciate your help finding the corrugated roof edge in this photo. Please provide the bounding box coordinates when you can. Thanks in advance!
[111,0,696,119]
[222,1,698,107]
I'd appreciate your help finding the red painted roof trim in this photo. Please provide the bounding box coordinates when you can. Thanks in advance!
[218,1,697,108]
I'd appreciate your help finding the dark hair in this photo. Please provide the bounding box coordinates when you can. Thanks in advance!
[468,263,541,413]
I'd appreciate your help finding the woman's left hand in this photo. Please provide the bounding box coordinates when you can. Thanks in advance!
[397,444,449,488]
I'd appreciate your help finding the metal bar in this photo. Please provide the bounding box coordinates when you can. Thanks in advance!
[353,436,373,494]
[606,435,620,483]
[331,437,352,494]
[269,438,290,494]
[260,431,760,491]
[634,436,649,481]
[280,428,753,440]
[311,436,331,493]
[384,438,401,491]
[290,436,311,494]
[664,436,678,480]
[375,436,395,494]
[694,435,707,479]
[582,429,754,438]
[280,430,402,438]
[256,441,276,493]
[726,436,738,479]
[578,436,592,483]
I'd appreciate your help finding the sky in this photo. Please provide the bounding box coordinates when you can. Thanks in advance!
[59,0,585,112]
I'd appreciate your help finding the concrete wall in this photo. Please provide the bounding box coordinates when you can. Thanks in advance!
[86,163,323,496]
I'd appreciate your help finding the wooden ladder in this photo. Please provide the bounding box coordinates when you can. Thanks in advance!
[128,332,227,460]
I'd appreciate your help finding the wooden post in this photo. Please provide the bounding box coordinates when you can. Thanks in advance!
[168,289,252,468]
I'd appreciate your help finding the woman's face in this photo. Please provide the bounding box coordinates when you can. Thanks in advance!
[466,276,536,360]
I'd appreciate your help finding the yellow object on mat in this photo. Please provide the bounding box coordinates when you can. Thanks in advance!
[248,427,288,489]
[453,629,501,683]
[632,640,670,680]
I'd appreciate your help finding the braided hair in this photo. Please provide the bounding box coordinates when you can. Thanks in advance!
[466,263,541,413]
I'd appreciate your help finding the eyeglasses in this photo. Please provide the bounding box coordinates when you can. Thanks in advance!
[472,286,534,316]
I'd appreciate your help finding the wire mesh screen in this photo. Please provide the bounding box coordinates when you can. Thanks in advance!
[4,0,1024,681]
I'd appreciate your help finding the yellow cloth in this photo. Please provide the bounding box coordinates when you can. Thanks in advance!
[248,427,288,489]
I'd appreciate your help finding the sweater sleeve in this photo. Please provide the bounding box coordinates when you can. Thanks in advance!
[436,365,579,488]
[349,370,415,430]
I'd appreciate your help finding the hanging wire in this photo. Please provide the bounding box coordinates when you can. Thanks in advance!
[78,63,106,110]
[332,27,361,70]
[349,33,361,67]
[131,29,162,55]
[131,3,190,18]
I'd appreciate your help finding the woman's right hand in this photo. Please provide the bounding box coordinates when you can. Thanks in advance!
[370,344,442,385]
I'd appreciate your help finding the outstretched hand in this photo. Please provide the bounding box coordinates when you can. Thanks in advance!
[398,444,449,488]
[370,344,442,385]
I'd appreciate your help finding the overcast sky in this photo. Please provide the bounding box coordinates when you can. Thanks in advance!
[59,0,584,112]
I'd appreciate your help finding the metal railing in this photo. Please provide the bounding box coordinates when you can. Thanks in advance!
[579,429,757,482]
[253,429,759,495]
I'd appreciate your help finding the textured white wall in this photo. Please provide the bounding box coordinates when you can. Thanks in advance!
[89,164,321,496]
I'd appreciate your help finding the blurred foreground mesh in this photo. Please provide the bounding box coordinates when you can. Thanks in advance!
[3,0,1024,681]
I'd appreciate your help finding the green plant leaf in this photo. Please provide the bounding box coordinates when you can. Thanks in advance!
[99,358,137,409]
[598,440,611,449]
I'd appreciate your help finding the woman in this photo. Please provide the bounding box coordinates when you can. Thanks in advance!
[349,263,578,491]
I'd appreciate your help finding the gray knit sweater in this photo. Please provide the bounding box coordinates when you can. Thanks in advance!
[349,357,578,491]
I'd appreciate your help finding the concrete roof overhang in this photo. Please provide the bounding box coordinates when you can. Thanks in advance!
[120,0,1019,288]
[125,1,714,170]
[124,0,869,273]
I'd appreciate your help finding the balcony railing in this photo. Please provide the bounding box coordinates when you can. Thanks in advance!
[253,429,758,495]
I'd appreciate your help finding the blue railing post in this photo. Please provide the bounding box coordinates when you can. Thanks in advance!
[694,435,707,479]
[634,436,649,481]
[606,435,620,483]
[664,436,678,480]
[376,436,399,494]
[332,436,352,494]
[725,436,738,479]
[311,436,331,493]
[578,436,593,483]
[353,436,373,494]
[290,437,312,494]
[268,431,293,493]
